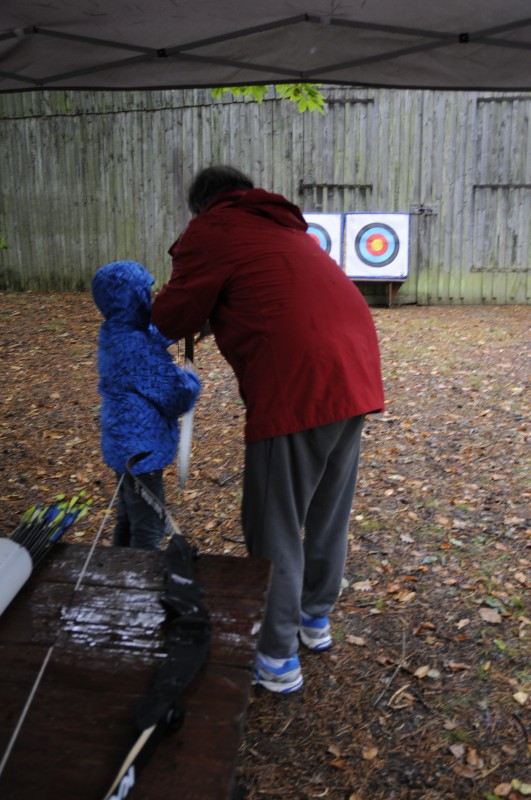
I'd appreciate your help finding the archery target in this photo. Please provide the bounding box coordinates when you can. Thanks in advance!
[344,214,409,279]
[303,213,343,268]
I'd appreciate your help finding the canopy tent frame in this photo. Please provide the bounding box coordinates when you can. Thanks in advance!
[2,3,531,93]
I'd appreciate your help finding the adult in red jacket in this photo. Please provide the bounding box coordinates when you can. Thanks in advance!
[152,165,384,694]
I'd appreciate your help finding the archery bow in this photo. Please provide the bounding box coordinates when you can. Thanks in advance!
[1,457,211,797]
[102,453,211,800]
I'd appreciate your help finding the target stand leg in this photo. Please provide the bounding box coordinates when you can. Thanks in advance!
[387,281,404,307]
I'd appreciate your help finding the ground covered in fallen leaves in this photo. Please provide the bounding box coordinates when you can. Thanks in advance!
[1,293,529,800]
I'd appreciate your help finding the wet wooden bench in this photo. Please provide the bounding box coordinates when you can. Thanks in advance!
[0,544,270,799]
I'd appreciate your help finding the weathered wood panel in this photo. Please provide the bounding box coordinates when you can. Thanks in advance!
[0,87,530,303]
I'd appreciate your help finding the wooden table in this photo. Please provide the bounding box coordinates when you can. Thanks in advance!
[0,544,270,799]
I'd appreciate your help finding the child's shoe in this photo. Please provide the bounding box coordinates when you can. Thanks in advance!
[254,653,303,693]
[299,614,332,651]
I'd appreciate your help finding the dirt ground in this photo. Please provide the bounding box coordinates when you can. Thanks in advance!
[1,293,529,800]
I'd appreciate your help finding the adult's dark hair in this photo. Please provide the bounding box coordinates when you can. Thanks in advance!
[187,165,254,214]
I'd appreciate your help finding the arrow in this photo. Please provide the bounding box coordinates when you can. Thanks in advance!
[0,483,116,780]
[178,357,195,489]
[1,493,93,617]
[102,456,211,799]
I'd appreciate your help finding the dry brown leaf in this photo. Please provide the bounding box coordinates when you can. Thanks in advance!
[466,747,484,769]
[449,743,466,759]
[501,744,518,756]
[452,519,468,530]
[479,607,502,624]
[388,686,415,709]
[446,661,471,671]
[513,691,528,706]
[435,515,452,527]
[453,765,476,779]
[41,430,64,439]
[329,758,348,771]
[352,580,372,592]
[362,746,379,761]
[397,590,416,603]
[415,621,436,633]
[414,665,430,678]
[376,655,395,666]
[494,783,512,797]
[386,582,401,593]
[346,635,367,647]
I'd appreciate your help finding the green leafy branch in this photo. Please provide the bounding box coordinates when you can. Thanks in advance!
[0,233,7,251]
[211,83,326,113]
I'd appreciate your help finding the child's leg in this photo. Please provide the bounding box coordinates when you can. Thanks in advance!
[113,472,131,547]
[126,470,166,550]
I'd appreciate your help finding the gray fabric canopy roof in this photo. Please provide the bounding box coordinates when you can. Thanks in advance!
[1,1,531,93]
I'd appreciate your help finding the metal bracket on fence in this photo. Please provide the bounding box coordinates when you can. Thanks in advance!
[409,204,438,216]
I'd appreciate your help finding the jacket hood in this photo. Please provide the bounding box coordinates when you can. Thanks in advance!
[92,261,154,326]
[205,188,308,231]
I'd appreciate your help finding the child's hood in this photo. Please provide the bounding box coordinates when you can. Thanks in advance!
[92,260,154,326]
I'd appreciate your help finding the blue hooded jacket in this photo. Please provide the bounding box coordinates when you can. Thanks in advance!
[91,260,201,474]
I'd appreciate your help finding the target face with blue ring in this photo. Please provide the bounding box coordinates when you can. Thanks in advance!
[306,222,332,254]
[355,223,399,267]
[303,213,343,268]
[344,214,409,279]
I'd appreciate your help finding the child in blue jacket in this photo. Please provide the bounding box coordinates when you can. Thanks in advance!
[91,260,201,549]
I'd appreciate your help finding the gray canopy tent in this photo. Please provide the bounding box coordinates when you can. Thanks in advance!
[1,1,531,92]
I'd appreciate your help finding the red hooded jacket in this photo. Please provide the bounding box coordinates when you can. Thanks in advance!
[152,189,384,443]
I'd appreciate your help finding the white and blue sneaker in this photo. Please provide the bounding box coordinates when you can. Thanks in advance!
[254,653,303,693]
[299,613,333,651]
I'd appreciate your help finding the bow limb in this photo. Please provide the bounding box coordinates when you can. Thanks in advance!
[102,723,158,800]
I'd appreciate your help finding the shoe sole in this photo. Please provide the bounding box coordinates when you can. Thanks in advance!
[299,627,333,651]
[254,674,304,693]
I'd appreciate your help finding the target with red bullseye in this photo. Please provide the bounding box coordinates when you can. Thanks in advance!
[303,213,343,268]
[356,223,399,267]
[344,214,409,279]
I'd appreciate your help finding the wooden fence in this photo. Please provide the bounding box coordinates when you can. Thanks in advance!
[0,87,530,303]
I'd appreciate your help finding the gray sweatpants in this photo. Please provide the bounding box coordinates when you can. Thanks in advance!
[242,415,365,659]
